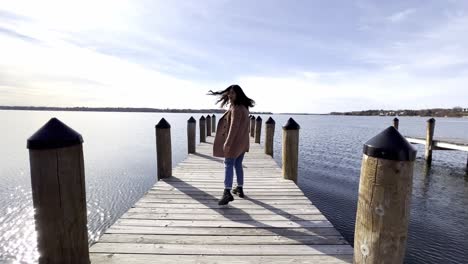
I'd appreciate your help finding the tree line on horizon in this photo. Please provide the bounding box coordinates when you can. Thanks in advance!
[330,107,468,117]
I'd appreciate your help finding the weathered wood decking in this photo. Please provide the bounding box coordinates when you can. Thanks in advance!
[89,136,353,263]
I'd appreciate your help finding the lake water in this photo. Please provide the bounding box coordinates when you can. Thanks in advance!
[0,111,467,263]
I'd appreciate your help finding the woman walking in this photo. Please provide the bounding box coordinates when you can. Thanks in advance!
[209,85,255,205]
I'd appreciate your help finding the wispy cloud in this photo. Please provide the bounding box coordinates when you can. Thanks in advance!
[0,27,41,43]
[387,8,416,23]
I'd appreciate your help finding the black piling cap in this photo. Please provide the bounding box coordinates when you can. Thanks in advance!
[212,114,215,118]
[427,118,435,123]
[283,118,300,130]
[266,117,276,124]
[256,116,262,121]
[250,116,255,120]
[206,115,211,119]
[188,117,196,123]
[200,115,205,120]
[156,118,171,129]
[27,118,83,150]
[393,117,399,121]
[363,126,416,161]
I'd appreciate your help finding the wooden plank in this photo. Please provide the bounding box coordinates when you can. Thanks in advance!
[127,207,323,215]
[90,243,353,255]
[405,137,468,151]
[105,226,342,236]
[434,141,468,151]
[137,198,312,205]
[115,219,333,228]
[98,234,348,245]
[121,212,327,221]
[405,137,426,145]
[151,188,305,193]
[148,190,306,196]
[143,194,310,200]
[161,178,292,183]
[90,254,353,264]
[134,202,314,210]
[155,184,300,189]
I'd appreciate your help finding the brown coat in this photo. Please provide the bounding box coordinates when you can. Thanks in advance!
[213,105,250,158]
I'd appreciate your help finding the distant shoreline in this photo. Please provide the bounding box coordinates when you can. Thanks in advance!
[331,108,468,118]
[3,106,466,117]
[0,106,273,115]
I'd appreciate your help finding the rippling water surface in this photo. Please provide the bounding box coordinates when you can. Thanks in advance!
[0,111,467,263]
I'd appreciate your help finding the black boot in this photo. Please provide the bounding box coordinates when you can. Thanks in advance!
[218,189,234,205]
[232,186,245,198]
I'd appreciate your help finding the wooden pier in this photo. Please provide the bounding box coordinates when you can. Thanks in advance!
[28,117,418,264]
[392,117,468,171]
[405,136,468,152]
[88,135,353,263]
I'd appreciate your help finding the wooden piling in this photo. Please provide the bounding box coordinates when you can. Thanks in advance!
[250,116,255,137]
[211,114,216,133]
[27,118,90,264]
[425,118,435,165]
[265,117,275,156]
[206,115,212,137]
[187,117,196,154]
[255,116,262,144]
[156,118,172,180]
[354,126,416,264]
[465,154,468,174]
[393,117,399,130]
[282,118,300,183]
[199,116,206,143]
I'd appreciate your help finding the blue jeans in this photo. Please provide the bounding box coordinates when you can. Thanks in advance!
[224,152,245,189]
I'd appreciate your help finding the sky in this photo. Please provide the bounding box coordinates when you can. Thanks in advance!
[1,0,467,113]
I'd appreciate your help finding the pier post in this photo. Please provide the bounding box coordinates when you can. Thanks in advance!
[187,117,196,154]
[212,114,216,133]
[425,118,435,166]
[282,118,300,183]
[206,115,212,137]
[250,115,255,137]
[265,117,275,156]
[354,126,416,264]
[199,116,206,143]
[465,154,468,174]
[393,117,399,130]
[156,118,172,180]
[27,118,90,264]
[255,116,262,144]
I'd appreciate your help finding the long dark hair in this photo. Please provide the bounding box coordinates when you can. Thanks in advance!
[208,84,255,108]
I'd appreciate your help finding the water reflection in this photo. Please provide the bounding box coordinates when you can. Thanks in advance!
[421,163,432,200]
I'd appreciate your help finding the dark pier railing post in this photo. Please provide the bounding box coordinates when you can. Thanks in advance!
[187,117,196,154]
[27,118,90,264]
[199,116,206,143]
[282,118,300,183]
[425,118,435,166]
[212,114,216,133]
[393,117,399,130]
[255,116,262,144]
[206,115,212,137]
[265,117,275,156]
[354,126,416,264]
[156,118,172,180]
[250,115,255,137]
